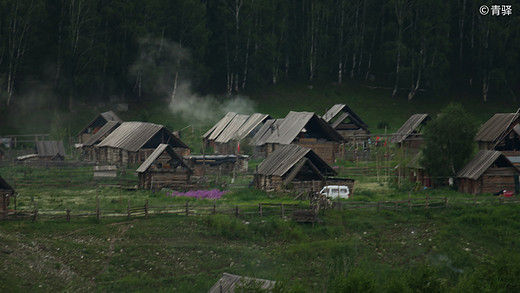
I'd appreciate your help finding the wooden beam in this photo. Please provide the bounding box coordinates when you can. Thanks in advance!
[282,158,308,186]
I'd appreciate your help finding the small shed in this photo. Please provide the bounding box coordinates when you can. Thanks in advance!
[82,121,121,161]
[405,152,432,188]
[322,104,370,144]
[475,113,520,166]
[255,144,337,192]
[136,144,192,190]
[185,154,249,176]
[0,175,14,215]
[250,111,343,164]
[18,141,66,161]
[77,110,122,144]
[96,122,190,166]
[456,150,520,195]
[208,273,276,293]
[390,114,431,149]
[203,112,270,154]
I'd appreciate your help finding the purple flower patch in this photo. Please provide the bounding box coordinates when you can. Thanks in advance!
[167,189,227,199]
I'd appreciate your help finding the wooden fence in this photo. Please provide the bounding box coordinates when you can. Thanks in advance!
[1,200,306,222]
[3,196,520,223]
[332,196,520,211]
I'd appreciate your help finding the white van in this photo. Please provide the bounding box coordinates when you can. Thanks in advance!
[319,185,350,199]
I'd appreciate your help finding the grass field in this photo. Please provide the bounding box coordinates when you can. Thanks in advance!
[2,203,520,292]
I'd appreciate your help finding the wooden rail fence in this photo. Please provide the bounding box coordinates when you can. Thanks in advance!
[3,196,520,222]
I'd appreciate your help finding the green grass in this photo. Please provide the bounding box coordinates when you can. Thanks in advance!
[3,205,520,292]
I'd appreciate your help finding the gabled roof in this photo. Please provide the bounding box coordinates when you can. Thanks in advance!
[35,141,66,157]
[256,144,336,177]
[97,122,188,152]
[251,111,343,146]
[203,112,271,143]
[390,114,431,143]
[322,104,369,130]
[78,110,123,136]
[83,121,121,146]
[475,113,520,143]
[136,144,190,173]
[208,273,276,293]
[456,150,518,180]
[0,175,13,190]
[250,118,284,146]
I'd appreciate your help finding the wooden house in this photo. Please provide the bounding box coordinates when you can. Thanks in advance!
[208,272,276,293]
[475,113,520,168]
[322,104,370,144]
[456,150,520,195]
[82,121,121,161]
[1,175,14,215]
[254,144,338,192]
[475,113,520,150]
[96,122,190,166]
[390,114,431,150]
[136,144,192,190]
[18,140,66,161]
[250,111,343,164]
[77,110,122,144]
[203,112,270,154]
[185,154,249,176]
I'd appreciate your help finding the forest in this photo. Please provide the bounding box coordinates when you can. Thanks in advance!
[0,0,519,111]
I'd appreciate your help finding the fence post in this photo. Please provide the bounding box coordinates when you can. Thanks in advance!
[66,209,71,222]
[425,195,429,209]
[377,202,381,213]
[96,195,100,221]
[185,201,189,216]
[259,203,263,217]
[499,198,503,205]
[213,200,217,214]
[235,206,239,218]
[281,203,285,218]
[127,200,131,220]
[444,197,448,208]
[33,202,38,222]
[145,200,149,219]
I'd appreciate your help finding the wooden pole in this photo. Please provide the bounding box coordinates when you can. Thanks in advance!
[66,209,71,222]
[33,202,38,222]
[145,200,149,219]
[185,201,189,216]
[235,206,239,218]
[96,195,100,220]
[127,200,131,219]
[281,203,285,218]
[259,203,263,217]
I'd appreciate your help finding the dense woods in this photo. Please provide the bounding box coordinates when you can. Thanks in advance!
[0,0,519,108]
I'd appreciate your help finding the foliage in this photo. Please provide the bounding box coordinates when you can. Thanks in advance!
[421,103,477,184]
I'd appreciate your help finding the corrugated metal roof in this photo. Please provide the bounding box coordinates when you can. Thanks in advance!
[208,273,276,293]
[0,175,13,190]
[233,113,271,141]
[35,141,66,157]
[214,114,250,143]
[203,112,237,140]
[204,113,270,143]
[136,144,189,173]
[390,114,430,143]
[251,111,342,146]
[250,119,284,146]
[256,144,336,177]
[456,150,504,180]
[97,122,188,152]
[83,121,121,146]
[475,113,520,143]
[322,104,368,130]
